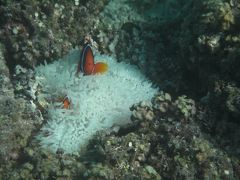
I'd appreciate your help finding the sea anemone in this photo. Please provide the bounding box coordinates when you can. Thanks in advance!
[35,49,158,154]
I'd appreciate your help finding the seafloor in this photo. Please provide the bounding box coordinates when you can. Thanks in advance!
[0,0,240,179]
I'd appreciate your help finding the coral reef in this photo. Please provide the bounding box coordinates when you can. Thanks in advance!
[101,0,240,170]
[83,93,237,179]
[173,0,240,159]
[0,92,236,179]
[99,0,191,94]
[2,92,237,179]
[0,0,109,70]
[0,42,42,174]
[0,0,240,179]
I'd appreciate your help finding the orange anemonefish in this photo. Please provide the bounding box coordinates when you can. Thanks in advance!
[63,96,71,109]
[76,43,108,75]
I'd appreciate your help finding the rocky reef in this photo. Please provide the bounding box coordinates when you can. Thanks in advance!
[0,42,42,167]
[0,93,238,179]
[101,0,240,174]
[83,93,236,179]
[0,0,110,178]
[0,0,240,179]
[0,0,108,70]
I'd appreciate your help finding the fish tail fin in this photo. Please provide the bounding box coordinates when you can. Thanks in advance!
[92,62,108,74]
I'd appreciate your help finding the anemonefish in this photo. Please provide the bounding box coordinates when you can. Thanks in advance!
[76,43,108,75]
[62,96,71,109]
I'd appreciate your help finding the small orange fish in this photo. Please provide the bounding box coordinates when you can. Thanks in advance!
[76,43,108,75]
[63,96,71,109]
